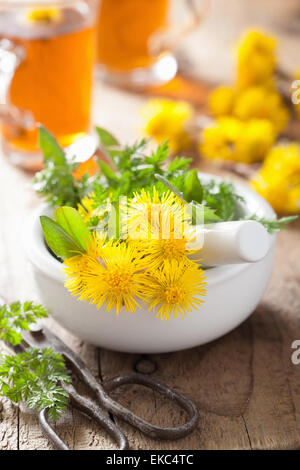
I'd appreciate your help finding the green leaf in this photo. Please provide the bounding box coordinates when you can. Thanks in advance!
[154,173,184,199]
[40,215,84,260]
[96,126,119,148]
[202,180,243,221]
[38,125,66,166]
[54,207,91,252]
[197,205,221,223]
[98,161,118,182]
[155,173,220,224]
[183,170,203,203]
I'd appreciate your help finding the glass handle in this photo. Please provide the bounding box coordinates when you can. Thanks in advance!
[0,39,34,131]
[149,0,210,56]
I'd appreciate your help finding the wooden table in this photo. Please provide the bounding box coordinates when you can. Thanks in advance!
[0,83,300,450]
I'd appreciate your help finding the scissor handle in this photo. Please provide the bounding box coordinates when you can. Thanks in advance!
[39,409,69,450]
[39,382,128,451]
[41,330,198,442]
[18,328,198,446]
[102,373,199,440]
[63,346,199,441]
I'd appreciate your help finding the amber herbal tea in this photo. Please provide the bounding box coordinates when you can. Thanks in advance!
[96,0,170,71]
[0,1,96,158]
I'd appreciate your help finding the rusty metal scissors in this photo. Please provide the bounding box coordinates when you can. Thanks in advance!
[16,325,199,450]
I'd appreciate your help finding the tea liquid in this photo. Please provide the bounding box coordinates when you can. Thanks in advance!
[0,6,95,151]
[97,0,169,71]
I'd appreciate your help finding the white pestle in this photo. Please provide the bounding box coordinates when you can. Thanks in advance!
[188,220,271,267]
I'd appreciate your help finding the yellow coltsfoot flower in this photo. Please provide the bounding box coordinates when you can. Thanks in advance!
[251,143,300,213]
[142,260,206,321]
[133,228,198,271]
[77,193,112,225]
[130,187,180,209]
[65,241,146,315]
[66,189,206,318]
[77,193,96,224]
[126,187,196,269]
[236,30,276,89]
[64,233,104,298]
[126,188,187,239]
[140,99,193,152]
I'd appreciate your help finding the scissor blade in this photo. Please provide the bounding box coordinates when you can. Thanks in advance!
[21,328,52,350]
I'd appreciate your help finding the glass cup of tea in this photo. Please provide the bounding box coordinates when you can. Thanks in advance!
[0,0,99,170]
[96,0,208,88]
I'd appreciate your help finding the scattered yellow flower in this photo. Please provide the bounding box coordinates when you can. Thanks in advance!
[209,86,236,117]
[233,86,289,133]
[236,30,276,89]
[234,119,276,163]
[142,260,206,321]
[200,117,242,162]
[207,30,288,163]
[251,143,300,213]
[140,99,193,152]
[200,117,275,164]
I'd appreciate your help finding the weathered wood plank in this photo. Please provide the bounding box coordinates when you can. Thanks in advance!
[242,224,300,450]
[0,398,18,450]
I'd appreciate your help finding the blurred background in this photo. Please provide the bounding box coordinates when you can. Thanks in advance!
[0,0,299,214]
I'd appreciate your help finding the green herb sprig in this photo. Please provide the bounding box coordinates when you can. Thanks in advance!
[34,126,298,236]
[0,347,71,422]
[0,301,70,421]
[247,215,298,234]
[33,125,89,207]
[155,174,298,233]
[0,301,48,346]
[92,127,197,208]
